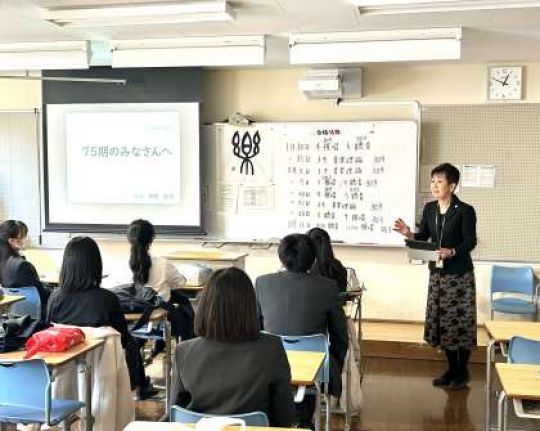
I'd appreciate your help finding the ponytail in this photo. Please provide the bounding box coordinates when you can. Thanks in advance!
[127,219,155,286]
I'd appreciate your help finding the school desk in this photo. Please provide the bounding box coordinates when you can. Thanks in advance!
[495,363,540,430]
[0,338,105,431]
[484,320,540,431]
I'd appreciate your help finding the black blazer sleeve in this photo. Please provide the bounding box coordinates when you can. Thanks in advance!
[171,344,191,407]
[268,338,295,427]
[414,204,431,241]
[327,290,349,368]
[455,204,477,257]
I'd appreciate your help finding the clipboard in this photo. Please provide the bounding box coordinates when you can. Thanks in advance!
[405,239,439,261]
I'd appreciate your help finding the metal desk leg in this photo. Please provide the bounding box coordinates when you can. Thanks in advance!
[486,339,496,431]
[314,382,322,431]
[159,320,172,422]
[497,391,507,431]
[77,358,93,431]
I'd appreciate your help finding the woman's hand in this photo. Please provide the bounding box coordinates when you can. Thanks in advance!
[393,218,413,239]
[438,248,455,260]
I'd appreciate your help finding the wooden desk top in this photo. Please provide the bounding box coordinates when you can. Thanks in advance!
[496,363,540,400]
[0,338,105,367]
[165,251,248,262]
[0,295,25,308]
[286,350,325,386]
[485,320,540,342]
[125,308,168,323]
[123,422,307,431]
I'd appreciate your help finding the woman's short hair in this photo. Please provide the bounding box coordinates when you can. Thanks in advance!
[0,220,27,242]
[195,267,259,342]
[59,236,103,293]
[431,163,460,186]
[278,233,315,273]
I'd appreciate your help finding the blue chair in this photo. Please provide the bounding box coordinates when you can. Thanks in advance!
[490,266,537,320]
[0,359,84,428]
[506,336,540,423]
[508,336,540,365]
[170,405,269,426]
[4,286,41,321]
[278,333,330,385]
[274,333,330,431]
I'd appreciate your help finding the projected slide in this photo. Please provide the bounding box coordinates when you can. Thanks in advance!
[45,102,200,230]
[65,111,181,205]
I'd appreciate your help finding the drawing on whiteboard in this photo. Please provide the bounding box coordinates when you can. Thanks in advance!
[232,130,261,175]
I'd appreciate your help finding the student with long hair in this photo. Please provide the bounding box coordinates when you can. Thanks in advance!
[0,219,50,319]
[171,267,295,427]
[307,227,348,293]
[46,236,156,399]
[127,219,195,348]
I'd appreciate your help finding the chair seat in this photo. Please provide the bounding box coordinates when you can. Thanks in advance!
[0,399,84,425]
[492,298,536,314]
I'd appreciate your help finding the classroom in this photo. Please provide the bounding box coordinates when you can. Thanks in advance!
[1,1,540,430]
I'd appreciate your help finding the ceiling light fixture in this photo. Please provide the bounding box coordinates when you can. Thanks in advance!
[41,1,235,27]
[351,0,540,15]
[111,36,266,67]
[0,41,90,70]
[289,28,461,64]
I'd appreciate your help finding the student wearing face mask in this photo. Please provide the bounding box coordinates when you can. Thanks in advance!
[0,220,51,320]
[394,163,477,391]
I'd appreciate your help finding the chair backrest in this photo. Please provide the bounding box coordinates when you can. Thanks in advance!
[508,336,540,364]
[490,265,534,296]
[276,333,330,384]
[346,267,362,292]
[4,286,41,320]
[0,359,50,410]
[170,406,269,426]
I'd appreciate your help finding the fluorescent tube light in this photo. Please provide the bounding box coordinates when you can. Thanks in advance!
[111,36,266,67]
[42,1,235,27]
[351,0,540,15]
[289,28,461,64]
[0,41,89,70]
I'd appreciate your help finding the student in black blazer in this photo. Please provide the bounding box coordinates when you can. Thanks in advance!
[255,233,348,398]
[0,220,50,319]
[46,236,157,399]
[171,267,295,427]
[395,163,477,390]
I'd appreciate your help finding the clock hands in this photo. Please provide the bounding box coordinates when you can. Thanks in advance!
[492,77,505,85]
[502,73,510,86]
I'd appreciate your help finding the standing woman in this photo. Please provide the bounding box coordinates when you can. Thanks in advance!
[127,219,195,344]
[307,227,348,292]
[394,163,477,390]
[0,220,50,320]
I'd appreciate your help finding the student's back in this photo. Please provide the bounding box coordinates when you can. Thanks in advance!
[255,271,339,336]
[172,267,295,427]
[174,333,292,425]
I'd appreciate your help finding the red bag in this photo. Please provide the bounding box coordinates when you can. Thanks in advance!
[25,327,86,359]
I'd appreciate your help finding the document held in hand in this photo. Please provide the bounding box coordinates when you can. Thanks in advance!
[405,239,439,262]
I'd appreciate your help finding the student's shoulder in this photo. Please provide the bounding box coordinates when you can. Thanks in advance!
[255,272,281,285]
[175,336,205,357]
[258,332,286,353]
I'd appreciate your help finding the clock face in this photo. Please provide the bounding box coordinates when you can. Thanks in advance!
[488,66,522,100]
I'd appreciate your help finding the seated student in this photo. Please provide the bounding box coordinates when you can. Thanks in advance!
[0,219,50,320]
[307,227,348,293]
[171,267,295,427]
[46,236,157,399]
[255,233,348,399]
[127,219,195,353]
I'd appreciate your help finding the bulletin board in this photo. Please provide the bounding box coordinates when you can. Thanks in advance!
[203,121,419,245]
[422,104,540,261]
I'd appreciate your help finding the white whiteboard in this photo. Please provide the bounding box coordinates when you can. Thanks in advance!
[203,121,418,246]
